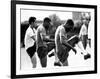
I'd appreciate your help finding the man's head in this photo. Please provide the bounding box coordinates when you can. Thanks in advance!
[64,19,74,32]
[29,17,36,28]
[43,17,51,30]
[81,13,91,26]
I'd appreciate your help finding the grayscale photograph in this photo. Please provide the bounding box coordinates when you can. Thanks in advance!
[20,9,92,69]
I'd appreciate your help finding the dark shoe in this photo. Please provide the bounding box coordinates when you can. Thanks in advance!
[54,62,62,66]
[81,52,83,54]
[84,53,91,60]
[48,52,55,57]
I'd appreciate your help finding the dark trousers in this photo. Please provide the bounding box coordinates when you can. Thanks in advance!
[26,42,36,58]
[37,42,55,67]
[57,35,80,63]
[81,35,88,49]
[37,42,55,59]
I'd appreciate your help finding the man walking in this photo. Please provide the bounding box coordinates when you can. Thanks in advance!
[24,17,37,68]
[55,19,76,66]
[36,17,55,67]
[79,13,91,59]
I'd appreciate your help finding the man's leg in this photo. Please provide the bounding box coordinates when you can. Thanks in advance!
[31,43,37,68]
[40,56,47,67]
[47,42,55,53]
[88,39,91,48]
[82,35,88,50]
[43,42,55,67]
[48,52,55,57]
[46,42,62,66]
[31,53,37,68]
[77,41,88,55]
[26,43,37,68]
[77,40,91,60]
[62,59,68,66]
[83,35,91,59]
[45,42,55,58]
[53,48,62,66]
[37,46,48,67]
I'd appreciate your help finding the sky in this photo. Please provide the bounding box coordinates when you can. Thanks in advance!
[21,9,72,22]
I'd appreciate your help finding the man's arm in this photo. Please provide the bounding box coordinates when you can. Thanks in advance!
[41,34,54,42]
[61,36,76,53]
[39,26,55,42]
[59,27,77,54]
[59,28,75,50]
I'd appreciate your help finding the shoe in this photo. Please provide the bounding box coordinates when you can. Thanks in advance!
[54,62,62,66]
[48,52,54,57]
[81,52,83,54]
[84,53,91,60]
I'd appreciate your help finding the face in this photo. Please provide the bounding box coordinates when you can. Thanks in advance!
[82,16,90,26]
[64,24,73,33]
[44,21,51,30]
[31,21,37,28]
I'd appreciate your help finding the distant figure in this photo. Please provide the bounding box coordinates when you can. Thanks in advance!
[54,19,77,66]
[36,17,55,67]
[24,17,37,68]
[87,13,91,48]
[79,13,91,59]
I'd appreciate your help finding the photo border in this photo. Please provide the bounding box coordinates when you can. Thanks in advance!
[11,0,97,78]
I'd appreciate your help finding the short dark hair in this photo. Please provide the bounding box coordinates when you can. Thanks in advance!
[29,17,36,24]
[43,17,51,22]
[66,19,74,27]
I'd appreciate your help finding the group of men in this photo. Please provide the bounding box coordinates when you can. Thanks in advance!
[24,13,91,68]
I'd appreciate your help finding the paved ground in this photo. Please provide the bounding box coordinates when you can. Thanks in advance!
[20,44,92,70]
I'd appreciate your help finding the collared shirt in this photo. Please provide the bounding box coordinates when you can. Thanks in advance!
[55,25,67,51]
[79,24,88,37]
[24,26,36,50]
